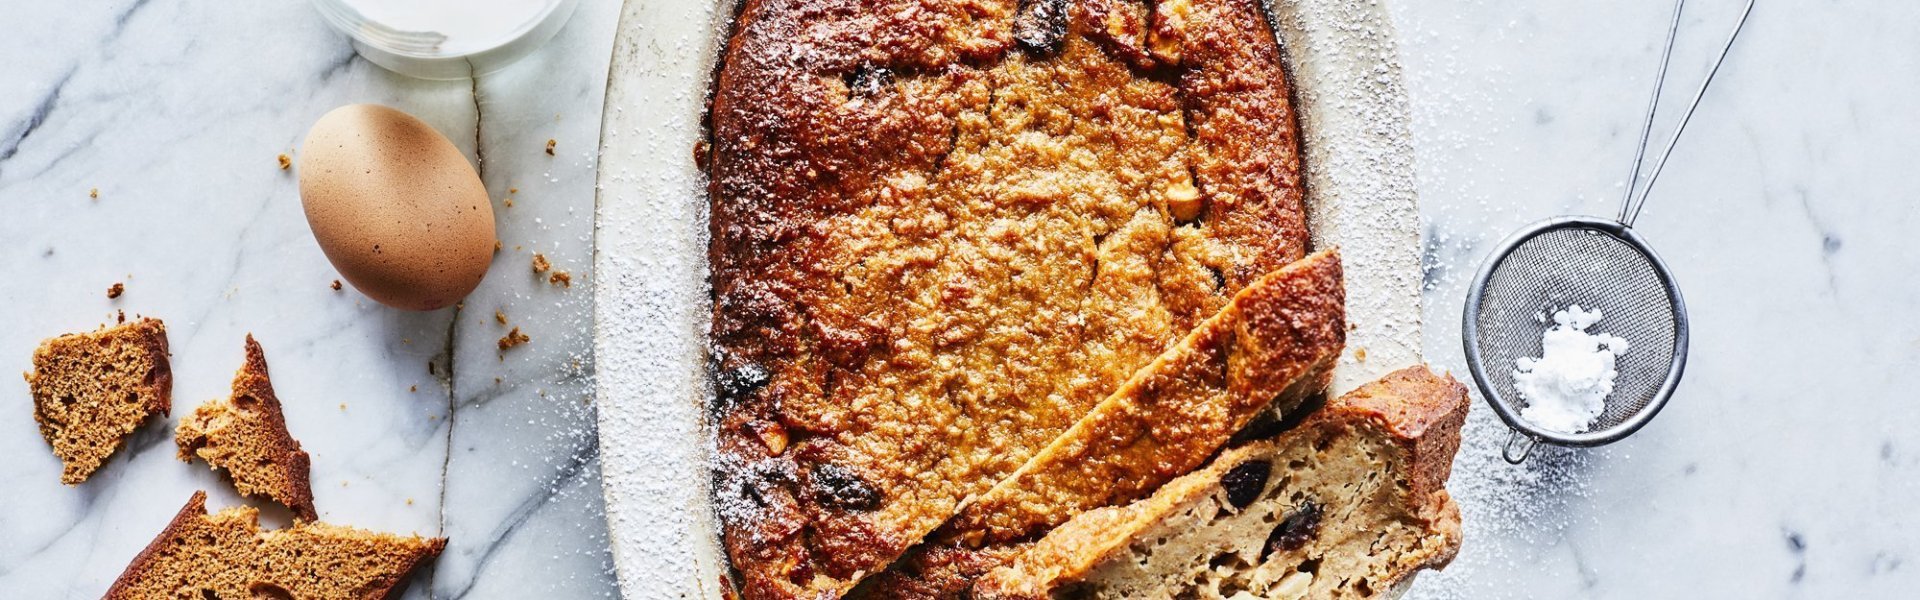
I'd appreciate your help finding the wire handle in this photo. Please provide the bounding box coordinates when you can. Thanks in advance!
[1617,0,1757,227]
[1503,430,1538,464]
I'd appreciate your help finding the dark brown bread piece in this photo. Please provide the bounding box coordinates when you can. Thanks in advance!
[707,0,1311,596]
[177,335,318,521]
[106,491,444,600]
[26,318,172,484]
[973,367,1469,599]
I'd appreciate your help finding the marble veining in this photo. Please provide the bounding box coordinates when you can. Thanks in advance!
[3,0,1917,598]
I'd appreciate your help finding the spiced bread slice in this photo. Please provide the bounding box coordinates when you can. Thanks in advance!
[106,491,444,600]
[974,366,1468,600]
[177,335,318,521]
[708,0,1313,595]
[27,318,173,484]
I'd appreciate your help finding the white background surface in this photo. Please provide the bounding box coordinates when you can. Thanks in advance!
[1,1,1914,598]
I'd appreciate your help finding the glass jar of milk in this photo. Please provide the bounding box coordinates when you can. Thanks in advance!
[309,0,579,80]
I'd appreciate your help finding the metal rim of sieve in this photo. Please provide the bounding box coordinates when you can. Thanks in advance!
[1461,216,1690,460]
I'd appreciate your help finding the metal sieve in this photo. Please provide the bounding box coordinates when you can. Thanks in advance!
[1463,0,1752,463]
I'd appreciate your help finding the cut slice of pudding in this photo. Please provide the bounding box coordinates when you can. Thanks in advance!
[974,366,1468,600]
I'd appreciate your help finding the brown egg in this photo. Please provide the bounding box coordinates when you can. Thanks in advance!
[299,104,495,311]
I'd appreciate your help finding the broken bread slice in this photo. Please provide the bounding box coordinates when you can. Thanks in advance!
[27,317,172,484]
[177,335,317,521]
[974,366,1468,600]
[106,491,444,600]
[947,250,1345,544]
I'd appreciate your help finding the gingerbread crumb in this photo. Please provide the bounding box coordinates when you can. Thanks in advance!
[498,327,530,350]
[548,271,571,288]
[107,282,124,299]
[409,385,417,393]
[117,309,126,323]
[89,188,99,199]
[544,139,556,155]
[277,154,291,170]
[495,310,507,325]
[330,279,343,291]
[531,253,551,273]
[493,240,503,253]
[504,198,514,208]
[509,187,519,194]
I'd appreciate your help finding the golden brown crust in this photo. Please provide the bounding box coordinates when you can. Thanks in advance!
[946,250,1343,544]
[708,0,1310,596]
[106,491,445,600]
[27,318,172,484]
[176,335,318,521]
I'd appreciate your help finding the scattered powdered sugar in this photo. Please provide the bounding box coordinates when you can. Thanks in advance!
[1512,305,1630,434]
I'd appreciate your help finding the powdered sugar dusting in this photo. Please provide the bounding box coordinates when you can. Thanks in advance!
[592,1,730,598]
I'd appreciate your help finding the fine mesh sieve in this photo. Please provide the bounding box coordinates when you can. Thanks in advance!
[1463,0,1751,463]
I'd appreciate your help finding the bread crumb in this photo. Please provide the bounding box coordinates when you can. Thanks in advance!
[339,403,346,411]
[493,240,503,253]
[401,338,411,345]
[330,279,343,291]
[1355,347,1368,362]
[277,154,292,170]
[117,309,126,323]
[509,187,519,194]
[531,253,551,273]
[548,271,572,288]
[89,188,99,199]
[504,198,514,208]
[408,385,417,393]
[107,282,124,299]
[545,139,556,155]
[406,498,415,506]
[495,310,507,325]
[498,327,530,350]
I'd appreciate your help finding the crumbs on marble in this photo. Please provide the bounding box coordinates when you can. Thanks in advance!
[406,498,415,506]
[509,187,519,194]
[107,282,124,299]
[409,384,417,393]
[401,337,412,345]
[277,154,292,170]
[1355,347,1368,362]
[116,309,126,323]
[330,279,343,291]
[548,271,571,288]
[532,253,551,274]
[545,138,556,156]
[493,240,503,254]
[89,187,99,199]
[339,402,347,411]
[495,309,508,325]
[504,197,514,208]
[498,326,530,351]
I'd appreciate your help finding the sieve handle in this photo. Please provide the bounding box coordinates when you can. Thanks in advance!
[1617,0,1758,227]
[1503,430,1538,464]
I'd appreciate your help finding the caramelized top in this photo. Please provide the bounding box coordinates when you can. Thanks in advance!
[706,0,1309,596]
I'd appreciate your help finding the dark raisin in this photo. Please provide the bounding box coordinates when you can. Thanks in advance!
[808,463,880,510]
[1219,460,1272,509]
[715,362,771,403]
[1013,0,1068,56]
[844,64,894,97]
[1261,499,1323,560]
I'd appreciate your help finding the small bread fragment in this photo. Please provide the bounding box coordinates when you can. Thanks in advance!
[106,491,444,600]
[177,335,317,521]
[27,318,172,484]
[974,366,1469,600]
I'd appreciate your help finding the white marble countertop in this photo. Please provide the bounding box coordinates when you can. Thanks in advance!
[1,1,1913,598]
